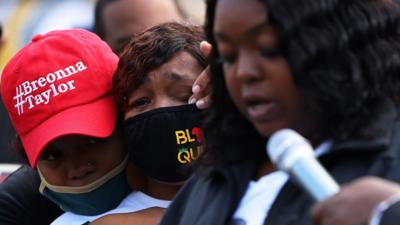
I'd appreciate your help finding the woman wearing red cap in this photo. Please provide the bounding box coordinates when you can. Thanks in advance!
[1,28,131,224]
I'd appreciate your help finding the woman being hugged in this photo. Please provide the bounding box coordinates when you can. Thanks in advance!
[89,22,207,225]
[159,0,400,225]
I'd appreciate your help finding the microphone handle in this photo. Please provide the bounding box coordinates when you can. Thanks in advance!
[289,157,340,202]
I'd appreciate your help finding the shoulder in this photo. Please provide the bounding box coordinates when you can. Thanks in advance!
[50,212,91,225]
[380,200,400,225]
[159,174,209,225]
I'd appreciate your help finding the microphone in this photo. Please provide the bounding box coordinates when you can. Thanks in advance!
[267,129,340,202]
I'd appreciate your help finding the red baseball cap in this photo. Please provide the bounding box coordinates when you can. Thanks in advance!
[1,29,119,167]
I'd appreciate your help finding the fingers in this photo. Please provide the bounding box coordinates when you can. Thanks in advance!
[311,198,334,225]
[311,202,323,225]
[189,66,212,109]
[310,177,400,225]
[200,41,212,58]
[188,41,213,109]
[195,96,211,109]
[192,69,211,109]
[193,41,212,99]
[192,66,211,96]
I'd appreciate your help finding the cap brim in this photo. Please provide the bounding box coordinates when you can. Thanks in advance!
[20,95,117,167]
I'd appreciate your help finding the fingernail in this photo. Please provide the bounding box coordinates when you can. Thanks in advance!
[189,98,197,104]
[196,99,205,109]
[192,85,200,94]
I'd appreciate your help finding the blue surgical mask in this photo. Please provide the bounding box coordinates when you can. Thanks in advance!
[37,156,131,216]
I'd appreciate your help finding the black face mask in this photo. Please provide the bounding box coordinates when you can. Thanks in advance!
[124,104,203,183]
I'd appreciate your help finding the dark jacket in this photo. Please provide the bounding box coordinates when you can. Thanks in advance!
[0,98,23,164]
[380,201,400,225]
[0,165,62,225]
[159,104,400,225]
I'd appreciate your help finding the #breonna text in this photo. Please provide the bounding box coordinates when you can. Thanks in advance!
[13,61,87,115]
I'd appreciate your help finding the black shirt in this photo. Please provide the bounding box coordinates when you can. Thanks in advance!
[0,165,62,225]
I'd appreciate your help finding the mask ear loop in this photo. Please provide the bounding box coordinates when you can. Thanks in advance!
[37,155,129,194]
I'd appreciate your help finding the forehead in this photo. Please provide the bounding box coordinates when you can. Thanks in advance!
[103,0,145,33]
[147,51,203,81]
[103,0,178,35]
[42,135,88,150]
[214,0,267,37]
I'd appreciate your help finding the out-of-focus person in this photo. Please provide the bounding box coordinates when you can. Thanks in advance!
[0,22,23,171]
[93,0,207,55]
[94,0,184,54]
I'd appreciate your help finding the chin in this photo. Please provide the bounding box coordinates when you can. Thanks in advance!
[253,122,289,138]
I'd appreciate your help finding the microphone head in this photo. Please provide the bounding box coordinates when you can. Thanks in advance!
[267,129,314,170]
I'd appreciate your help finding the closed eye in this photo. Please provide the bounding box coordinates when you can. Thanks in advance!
[217,54,237,64]
[40,149,62,162]
[260,47,281,58]
[173,89,193,103]
[86,137,107,146]
[131,97,151,108]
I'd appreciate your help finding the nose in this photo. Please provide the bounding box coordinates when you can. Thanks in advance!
[67,161,95,180]
[236,50,262,83]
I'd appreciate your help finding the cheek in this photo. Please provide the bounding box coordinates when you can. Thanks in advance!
[124,109,137,120]
[277,75,303,113]
[92,149,124,174]
[223,65,247,116]
[273,73,305,127]
[37,163,65,185]
[100,136,127,167]
[286,90,306,129]
[162,95,187,106]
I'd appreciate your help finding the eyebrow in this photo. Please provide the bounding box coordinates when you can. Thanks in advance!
[214,22,268,42]
[164,72,192,81]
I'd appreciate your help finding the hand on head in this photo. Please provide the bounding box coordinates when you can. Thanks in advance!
[189,41,212,109]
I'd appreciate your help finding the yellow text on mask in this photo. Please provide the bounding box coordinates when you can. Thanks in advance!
[177,145,203,164]
[175,129,196,144]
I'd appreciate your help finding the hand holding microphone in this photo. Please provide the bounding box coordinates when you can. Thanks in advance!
[267,129,400,225]
[267,129,339,202]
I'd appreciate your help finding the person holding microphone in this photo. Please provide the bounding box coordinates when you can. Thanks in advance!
[158,0,400,225]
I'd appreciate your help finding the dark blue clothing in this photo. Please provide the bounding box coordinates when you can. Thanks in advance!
[0,166,62,225]
[0,98,23,163]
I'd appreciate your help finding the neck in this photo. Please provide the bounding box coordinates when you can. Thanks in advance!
[143,178,182,200]
[255,161,276,180]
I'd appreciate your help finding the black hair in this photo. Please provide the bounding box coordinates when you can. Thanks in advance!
[201,0,400,166]
[93,0,119,39]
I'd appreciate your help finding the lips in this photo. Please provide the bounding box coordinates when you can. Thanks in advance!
[243,94,278,122]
